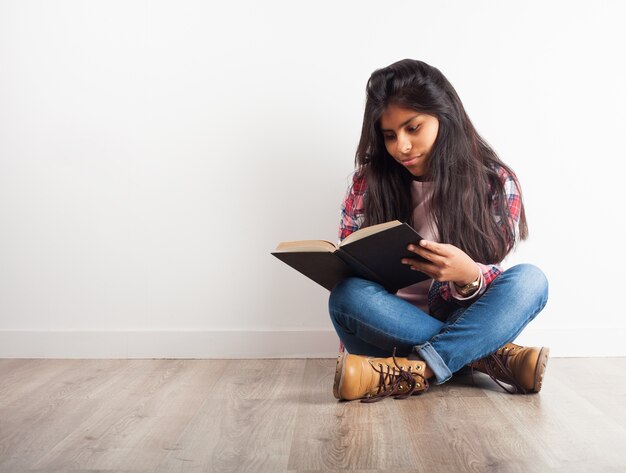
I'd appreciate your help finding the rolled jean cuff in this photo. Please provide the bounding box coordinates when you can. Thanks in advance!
[414,342,453,385]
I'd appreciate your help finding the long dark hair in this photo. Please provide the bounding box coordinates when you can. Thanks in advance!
[356,59,527,264]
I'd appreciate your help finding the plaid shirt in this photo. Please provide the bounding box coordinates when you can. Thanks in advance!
[338,165,523,320]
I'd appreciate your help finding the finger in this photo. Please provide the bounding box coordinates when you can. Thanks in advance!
[401,258,424,266]
[401,259,439,278]
[418,239,448,256]
[406,243,445,265]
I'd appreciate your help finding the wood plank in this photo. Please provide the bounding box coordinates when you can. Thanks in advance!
[0,358,624,473]
[0,359,131,471]
[399,382,546,473]
[155,358,304,473]
[0,359,89,406]
[479,359,626,472]
[287,358,419,471]
[548,357,626,428]
[27,360,227,472]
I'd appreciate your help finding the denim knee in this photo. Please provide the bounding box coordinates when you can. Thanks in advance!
[507,263,549,314]
[328,277,364,332]
[329,277,370,312]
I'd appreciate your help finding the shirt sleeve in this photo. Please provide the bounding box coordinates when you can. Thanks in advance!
[499,166,523,250]
[338,171,367,243]
[448,262,502,301]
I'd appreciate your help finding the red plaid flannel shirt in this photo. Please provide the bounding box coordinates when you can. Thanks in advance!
[338,165,523,320]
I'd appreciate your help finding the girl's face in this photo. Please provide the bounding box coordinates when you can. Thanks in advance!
[379,103,440,179]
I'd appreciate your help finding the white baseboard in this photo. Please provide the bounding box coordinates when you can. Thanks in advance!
[0,330,342,359]
[0,328,624,358]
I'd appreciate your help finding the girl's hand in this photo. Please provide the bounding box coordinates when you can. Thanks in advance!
[401,240,478,286]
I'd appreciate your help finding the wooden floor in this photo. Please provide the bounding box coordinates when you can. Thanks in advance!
[0,358,625,473]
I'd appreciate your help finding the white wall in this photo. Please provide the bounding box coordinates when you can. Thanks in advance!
[1,0,624,358]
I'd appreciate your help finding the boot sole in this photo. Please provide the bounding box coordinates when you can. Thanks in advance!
[333,353,344,399]
[532,347,550,393]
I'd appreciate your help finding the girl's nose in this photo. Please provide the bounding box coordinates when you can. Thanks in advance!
[398,136,412,155]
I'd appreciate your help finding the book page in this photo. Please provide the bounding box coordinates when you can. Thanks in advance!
[339,220,402,246]
[273,240,337,253]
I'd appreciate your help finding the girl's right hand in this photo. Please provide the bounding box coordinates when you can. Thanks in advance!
[401,239,479,286]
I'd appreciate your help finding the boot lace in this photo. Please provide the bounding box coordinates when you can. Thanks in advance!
[472,349,528,395]
[361,348,429,403]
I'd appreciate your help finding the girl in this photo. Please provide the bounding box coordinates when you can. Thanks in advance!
[329,59,549,402]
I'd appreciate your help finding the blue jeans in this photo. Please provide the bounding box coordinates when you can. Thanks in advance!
[328,264,549,385]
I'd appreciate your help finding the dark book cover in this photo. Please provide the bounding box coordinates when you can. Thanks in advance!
[271,251,353,291]
[338,222,429,292]
[272,221,429,293]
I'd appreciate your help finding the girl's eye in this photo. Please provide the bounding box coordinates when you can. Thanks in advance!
[383,134,395,141]
[409,125,420,132]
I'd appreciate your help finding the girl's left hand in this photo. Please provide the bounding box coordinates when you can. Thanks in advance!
[401,240,478,286]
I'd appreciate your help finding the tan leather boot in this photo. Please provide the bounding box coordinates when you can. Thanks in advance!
[333,352,428,402]
[470,343,550,394]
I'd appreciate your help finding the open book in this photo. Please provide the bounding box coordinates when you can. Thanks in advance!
[271,220,429,292]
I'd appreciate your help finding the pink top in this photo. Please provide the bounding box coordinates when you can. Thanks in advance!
[395,179,485,313]
[395,180,439,313]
